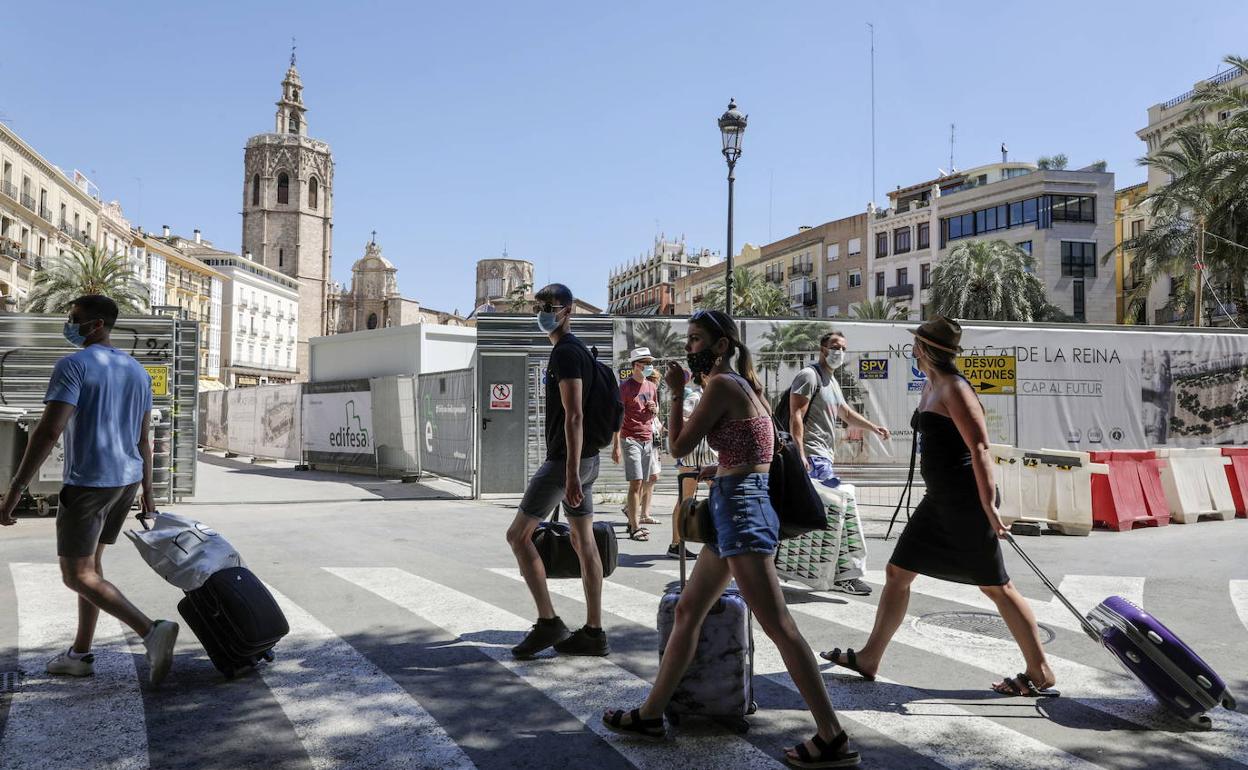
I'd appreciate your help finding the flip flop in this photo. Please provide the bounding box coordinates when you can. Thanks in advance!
[818,647,876,682]
[992,672,1060,698]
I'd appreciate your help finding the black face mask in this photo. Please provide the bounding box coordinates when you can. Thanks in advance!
[686,347,717,376]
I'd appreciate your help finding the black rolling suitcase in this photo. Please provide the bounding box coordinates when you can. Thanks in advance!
[177,566,289,678]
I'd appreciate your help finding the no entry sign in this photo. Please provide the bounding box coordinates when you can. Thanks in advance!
[490,383,513,410]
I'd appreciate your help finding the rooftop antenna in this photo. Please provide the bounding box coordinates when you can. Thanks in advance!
[867,22,876,204]
[1001,142,1009,164]
[949,123,956,173]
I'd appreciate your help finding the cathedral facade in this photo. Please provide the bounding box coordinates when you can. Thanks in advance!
[328,237,467,332]
[241,55,333,377]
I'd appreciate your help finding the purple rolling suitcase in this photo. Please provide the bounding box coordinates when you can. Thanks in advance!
[656,486,756,733]
[1008,535,1237,728]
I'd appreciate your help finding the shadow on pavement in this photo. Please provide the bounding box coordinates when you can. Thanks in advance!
[190,453,466,504]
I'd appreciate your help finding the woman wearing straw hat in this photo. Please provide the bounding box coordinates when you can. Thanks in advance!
[820,316,1057,699]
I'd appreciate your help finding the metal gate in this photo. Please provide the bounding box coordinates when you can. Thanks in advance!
[0,313,198,504]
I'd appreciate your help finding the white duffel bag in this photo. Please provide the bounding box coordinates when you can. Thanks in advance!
[126,511,243,591]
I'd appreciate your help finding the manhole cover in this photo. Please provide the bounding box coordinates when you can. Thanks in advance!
[0,671,22,693]
[913,611,1055,647]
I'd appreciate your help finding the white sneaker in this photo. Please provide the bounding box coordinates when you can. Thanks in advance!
[143,620,179,686]
[46,650,94,677]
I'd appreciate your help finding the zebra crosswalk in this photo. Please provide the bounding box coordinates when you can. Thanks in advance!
[0,560,1245,770]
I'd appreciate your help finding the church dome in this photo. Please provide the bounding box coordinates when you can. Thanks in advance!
[352,238,395,271]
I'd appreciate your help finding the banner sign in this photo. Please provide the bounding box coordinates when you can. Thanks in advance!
[858,358,889,380]
[145,365,169,396]
[303,391,374,455]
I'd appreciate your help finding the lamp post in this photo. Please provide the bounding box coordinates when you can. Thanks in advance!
[718,99,747,315]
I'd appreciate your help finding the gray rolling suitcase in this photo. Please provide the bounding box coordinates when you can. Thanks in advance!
[656,487,756,733]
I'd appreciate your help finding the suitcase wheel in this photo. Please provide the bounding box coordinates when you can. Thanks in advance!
[262,650,275,663]
[747,700,758,715]
[1222,693,1237,711]
[1189,713,1212,731]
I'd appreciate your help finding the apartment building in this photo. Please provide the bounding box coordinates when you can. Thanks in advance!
[757,215,868,319]
[0,123,102,307]
[608,235,718,315]
[1135,63,1248,326]
[136,227,224,379]
[672,244,759,315]
[182,234,300,386]
[1115,183,1149,324]
[868,161,1116,323]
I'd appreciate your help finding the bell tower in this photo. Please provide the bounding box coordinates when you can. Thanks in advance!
[241,46,334,379]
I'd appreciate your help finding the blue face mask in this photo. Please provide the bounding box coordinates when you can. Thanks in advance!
[63,321,88,347]
[536,311,560,334]
[642,366,655,377]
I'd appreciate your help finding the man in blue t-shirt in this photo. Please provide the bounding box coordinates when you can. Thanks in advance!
[0,295,179,686]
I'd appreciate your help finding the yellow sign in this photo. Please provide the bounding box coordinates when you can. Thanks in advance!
[956,355,1016,395]
[145,365,170,397]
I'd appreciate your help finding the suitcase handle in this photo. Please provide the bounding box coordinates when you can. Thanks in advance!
[1005,534,1101,643]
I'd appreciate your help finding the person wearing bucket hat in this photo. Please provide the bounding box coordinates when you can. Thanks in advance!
[611,347,660,540]
[821,315,1058,700]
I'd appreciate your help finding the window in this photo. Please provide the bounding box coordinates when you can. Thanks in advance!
[277,172,290,204]
[289,114,300,134]
[946,212,974,241]
[848,238,861,256]
[874,271,885,297]
[894,227,911,254]
[917,222,930,249]
[825,305,839,318]
[1129,219,1143,239]
[1050,195,1095,223]
[1060,241,1097,277]
[1017,240,1032,256]
[827,274,840,292]
[848,270,862,288]
[875,232,889,257]
[827,243,840,261]
[1021,197,1038,225]
[1072,279,1086,322]
[920,263,931,289]
[252,174,260,206]
[309,178,319,209]
[367,312,379,330]
[896,267,909,287]
[278,248,284,267]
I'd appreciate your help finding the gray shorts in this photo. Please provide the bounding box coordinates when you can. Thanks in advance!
[520,456,600,519]
[622,437,653,482]
[56,482,141,558]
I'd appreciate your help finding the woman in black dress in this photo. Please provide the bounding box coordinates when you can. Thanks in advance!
[820,317,1057,698]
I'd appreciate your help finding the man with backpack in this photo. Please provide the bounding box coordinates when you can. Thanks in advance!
[505,283,618,659]
[786,330,890,596]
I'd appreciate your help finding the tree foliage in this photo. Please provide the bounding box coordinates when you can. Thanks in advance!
[928,239,1065,322]
[23,245,149,314]
[697,267,791,317]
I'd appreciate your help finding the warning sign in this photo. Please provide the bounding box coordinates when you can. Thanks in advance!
[858,358,889,380]
[145,365,169,396]
[956,355,1017,394]
[490,383,513,410]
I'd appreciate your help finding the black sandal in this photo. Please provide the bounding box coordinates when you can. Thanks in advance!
[818,647,876,682]
[992,672,1060,698]
[785,730,860,768]
[626,526,650,542]
[602,708,666,741]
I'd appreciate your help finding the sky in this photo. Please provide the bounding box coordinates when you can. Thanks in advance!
[3,1,1245,313]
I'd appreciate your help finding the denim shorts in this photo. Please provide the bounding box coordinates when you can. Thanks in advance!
[706,472,780,558]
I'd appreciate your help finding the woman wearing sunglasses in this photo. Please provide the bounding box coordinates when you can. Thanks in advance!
[604,309,859,768]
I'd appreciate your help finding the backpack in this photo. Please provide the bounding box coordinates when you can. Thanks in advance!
[582,345,624,451]
[772,364,825,434]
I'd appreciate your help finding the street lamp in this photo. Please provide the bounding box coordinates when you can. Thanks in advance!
[718,99,747,315]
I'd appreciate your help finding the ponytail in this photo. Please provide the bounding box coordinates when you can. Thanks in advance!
[733,339,768,410]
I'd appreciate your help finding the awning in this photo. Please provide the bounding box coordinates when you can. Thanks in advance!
[198,378,227,392]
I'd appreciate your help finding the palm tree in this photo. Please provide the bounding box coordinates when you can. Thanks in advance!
[850,297,910,320]
[633,320,686,359]
[1120,54,1248,326]
[928,239,1064,322]
[697,267,791,317]
[758,321,827,395]
[23,245,149,314]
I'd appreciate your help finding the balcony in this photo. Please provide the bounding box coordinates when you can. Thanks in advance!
[764,272,785,285]
[0,239,28,262]
[38,206,55,223]
[886,283,915,299]
[0,181,16,200]
[59,220,75,236]
[790,262,813,276]
[1154,306,1192,325]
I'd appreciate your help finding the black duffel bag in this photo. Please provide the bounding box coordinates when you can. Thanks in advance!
[531,507,619,578]
[769,423,832,539]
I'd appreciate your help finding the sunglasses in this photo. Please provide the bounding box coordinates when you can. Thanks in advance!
[534,303,567,314]
[690,309,727,337]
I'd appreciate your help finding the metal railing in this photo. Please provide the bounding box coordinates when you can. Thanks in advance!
[38,206,54,222]
[20,194,36,211]
[887,283,915,299]
[0,181,16,200]
[1161,67,1243,111]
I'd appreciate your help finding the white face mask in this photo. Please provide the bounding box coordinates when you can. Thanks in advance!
[825,348,845,368]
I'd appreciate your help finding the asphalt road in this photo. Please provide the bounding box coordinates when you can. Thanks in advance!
[0,454,1245,770]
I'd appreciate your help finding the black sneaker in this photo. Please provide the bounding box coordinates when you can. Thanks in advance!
[831,578,873,596]
[666,543,697,560]
[511,617,570,659]
[554,625,611,657]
